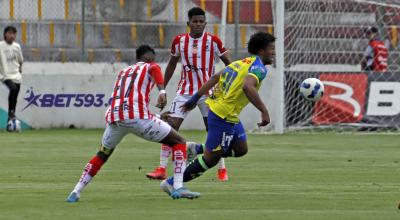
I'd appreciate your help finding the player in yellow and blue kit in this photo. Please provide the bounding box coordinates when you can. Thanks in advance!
[160,32,275,196]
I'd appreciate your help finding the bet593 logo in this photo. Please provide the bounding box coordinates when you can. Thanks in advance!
[22,88,111,110]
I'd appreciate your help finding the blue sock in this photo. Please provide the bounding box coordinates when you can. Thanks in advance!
[195,143,205,154]
[166,177,174,186]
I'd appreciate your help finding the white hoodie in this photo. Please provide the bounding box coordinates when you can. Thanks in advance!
[0,40,23,83]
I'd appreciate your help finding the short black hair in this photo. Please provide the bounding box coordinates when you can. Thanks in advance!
[136,45,155,60]
[3,25,17,40]
[247,32,275,55]
[188,7,205,20]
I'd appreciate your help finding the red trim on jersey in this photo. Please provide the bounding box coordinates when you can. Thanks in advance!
[208,35,215,78]
[192,39,202,91]
[109,70,124,123]
[137,65,148,119]
[128,65,141,119]
[144,74,152,118]
[148,63,164,85]
[201,34,207,83]
[118,67,132,121]
[212,34,227,55]
[181,34,191,95]
[170,34,182,57]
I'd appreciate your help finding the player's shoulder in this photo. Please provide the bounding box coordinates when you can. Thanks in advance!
[207,32,223,42]
[172,33,187,43]
[148,61,161,69]
[12,42,21,48]
[248,56,268,82]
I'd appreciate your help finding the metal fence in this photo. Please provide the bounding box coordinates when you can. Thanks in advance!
[0,0,273,62]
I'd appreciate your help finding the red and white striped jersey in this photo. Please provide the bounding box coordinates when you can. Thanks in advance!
[170,32,227,95]
[105,62,163,123]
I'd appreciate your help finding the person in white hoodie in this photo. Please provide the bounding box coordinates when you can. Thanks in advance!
[0,26,23,122]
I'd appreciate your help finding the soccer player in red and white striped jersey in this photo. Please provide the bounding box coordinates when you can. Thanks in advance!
[66,45,200,202]
[146,7,231,181]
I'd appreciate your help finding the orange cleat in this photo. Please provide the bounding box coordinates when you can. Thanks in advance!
[217,168,228,181]
[146,166,167,180]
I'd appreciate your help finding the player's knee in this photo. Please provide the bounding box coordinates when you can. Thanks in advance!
[96,146,114,162]
[234,147,248,158]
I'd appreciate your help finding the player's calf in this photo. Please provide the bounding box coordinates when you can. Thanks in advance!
[66,146,113,202]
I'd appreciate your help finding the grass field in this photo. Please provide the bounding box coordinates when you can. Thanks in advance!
[0,129,400,220]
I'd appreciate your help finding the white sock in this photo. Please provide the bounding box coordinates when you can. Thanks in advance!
[72,164,93,193]
[172,146,186,189]
[160,144,171,168]
[218,158,226,169]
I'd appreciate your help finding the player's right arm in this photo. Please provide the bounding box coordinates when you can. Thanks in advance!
[149,63,167,110]
[164,35,181,88]
[164,55,179,87]
[243,75,270,127]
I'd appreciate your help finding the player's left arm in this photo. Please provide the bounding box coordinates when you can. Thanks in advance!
[149,63,167,110]
[220,53,231,66]
[243,75,270,127]
[180,70,223,112]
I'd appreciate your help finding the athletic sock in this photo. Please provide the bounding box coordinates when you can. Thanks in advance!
[159,144,172,168]
[72,155,105,193]
[183,156,209,182]
[217,158,226,170]
[171,143,187,189]
[195,143,205,154]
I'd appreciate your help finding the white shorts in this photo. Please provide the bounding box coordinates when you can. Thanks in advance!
[101,117,172,149]
[169,94,209,119]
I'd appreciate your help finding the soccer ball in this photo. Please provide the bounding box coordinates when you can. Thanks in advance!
[6,118,21,132]
[299,78,324,102]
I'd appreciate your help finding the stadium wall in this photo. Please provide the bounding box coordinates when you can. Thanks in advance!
[0,62,279,131]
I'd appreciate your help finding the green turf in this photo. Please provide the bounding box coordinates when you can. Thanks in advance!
[0,129,399,220]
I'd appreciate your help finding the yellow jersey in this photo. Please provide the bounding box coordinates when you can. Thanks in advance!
[206,56,269,123]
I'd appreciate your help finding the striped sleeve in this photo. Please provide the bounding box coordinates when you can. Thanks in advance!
[170,35,182,57]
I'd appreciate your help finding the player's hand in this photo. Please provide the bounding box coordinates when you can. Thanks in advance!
[180,93,200,112]
[257,111,270,127]
[156,93,167,110]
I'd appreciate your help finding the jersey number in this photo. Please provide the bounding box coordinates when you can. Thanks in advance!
[221,69,238,93]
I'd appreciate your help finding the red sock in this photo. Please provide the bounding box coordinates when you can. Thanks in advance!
[87,155,105,177]
[171,143,187,189]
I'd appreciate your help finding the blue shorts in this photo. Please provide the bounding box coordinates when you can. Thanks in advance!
[205,110,247,154]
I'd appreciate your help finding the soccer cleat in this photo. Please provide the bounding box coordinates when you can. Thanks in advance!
[160,179,174,196]
[146,166,167,180]
[66,191,80,203]
[187,141,198,162]
[217,168,229,181]
[170,187,201,200]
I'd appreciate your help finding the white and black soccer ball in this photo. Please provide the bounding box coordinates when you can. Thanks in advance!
[6,118,21,132]
[299,78,324,102]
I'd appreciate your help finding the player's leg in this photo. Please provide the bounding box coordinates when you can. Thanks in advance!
[146,95,186,180]
[165,110,235,184]
[223,121,248,158]
[3,80,21,120]
[125,117,199,199]
[199,98,228,181]
[66,123,127,202]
